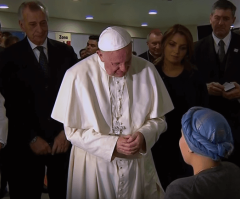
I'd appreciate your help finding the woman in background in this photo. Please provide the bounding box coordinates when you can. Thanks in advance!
[165,107,240,199]
[151,24,208,190]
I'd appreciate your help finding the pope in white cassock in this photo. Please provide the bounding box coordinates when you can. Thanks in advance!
[51,26,174,199]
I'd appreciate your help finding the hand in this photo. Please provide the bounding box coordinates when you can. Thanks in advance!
[115,132,146,156]
[126,132,146,154]
[30,136,51,155]
[115,135,132,156]
[207,82,224,96]
[222,82,240,100]
[51,130,70,155]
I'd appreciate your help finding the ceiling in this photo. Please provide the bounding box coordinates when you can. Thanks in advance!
[0,0,239,29]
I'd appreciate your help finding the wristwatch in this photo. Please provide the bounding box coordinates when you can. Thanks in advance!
[30,136,38,144]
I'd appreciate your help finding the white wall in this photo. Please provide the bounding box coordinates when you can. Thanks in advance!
[0,11,198,57]
[0,12,153,38]
[48,32,147,58]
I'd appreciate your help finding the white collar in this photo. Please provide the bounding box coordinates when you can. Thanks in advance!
[27,37,48,50]
[212,31,231,46]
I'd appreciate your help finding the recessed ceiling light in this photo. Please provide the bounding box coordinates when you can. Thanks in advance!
[141,23,148,27]
[149,10,157,15]
[0,4,9,9]
[86,15,93,20]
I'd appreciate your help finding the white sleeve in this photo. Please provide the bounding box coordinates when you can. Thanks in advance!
[64,126,118,162]
[0,93,8,146]
[138,116,167,154]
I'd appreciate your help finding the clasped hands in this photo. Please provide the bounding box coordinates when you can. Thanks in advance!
[207,82,240,100]
[30,130,70,155]
[115,131,146,156]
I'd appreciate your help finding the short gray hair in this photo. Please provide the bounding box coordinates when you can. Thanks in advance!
[18,1,49,21]
[146,29,163,42]
[211,0,236,17]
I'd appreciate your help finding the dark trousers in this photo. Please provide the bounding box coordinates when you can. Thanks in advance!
[0,148,8,195]
[6,146,70,199]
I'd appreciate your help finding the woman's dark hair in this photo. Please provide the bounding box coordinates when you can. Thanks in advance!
[154,24,194,71]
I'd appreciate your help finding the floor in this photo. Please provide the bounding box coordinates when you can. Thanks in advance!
[1,182,50,199]
[2,189,50,199]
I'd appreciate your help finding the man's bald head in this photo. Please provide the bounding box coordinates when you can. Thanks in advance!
[147,29,163,58]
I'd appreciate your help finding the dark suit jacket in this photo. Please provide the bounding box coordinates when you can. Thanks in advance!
[0,46,4,53]
[0,37,78,148]
[139,51,155,63]
[193,32,240,142]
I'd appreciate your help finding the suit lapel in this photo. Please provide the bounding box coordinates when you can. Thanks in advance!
[21,37,45,80]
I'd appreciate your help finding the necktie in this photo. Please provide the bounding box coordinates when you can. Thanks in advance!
[36,46,49,78]
[218,40,225,63]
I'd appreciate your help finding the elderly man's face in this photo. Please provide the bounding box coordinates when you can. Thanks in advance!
[86,40,99,55]
[210,9,236,39]
[19,7,48,45]
[147,33,162,58]
[97,44,132,77]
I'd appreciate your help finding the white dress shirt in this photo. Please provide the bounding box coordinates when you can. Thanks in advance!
[212,31,231,54]
[27,37,48,62]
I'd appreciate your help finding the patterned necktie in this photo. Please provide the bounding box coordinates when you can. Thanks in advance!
[36,46,49,78]
[218,40,225,63]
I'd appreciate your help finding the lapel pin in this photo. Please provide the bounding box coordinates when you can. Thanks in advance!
[234,48,238,53]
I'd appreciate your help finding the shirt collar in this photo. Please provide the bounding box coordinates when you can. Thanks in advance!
[27,37,48,50]
[212,31,231,46]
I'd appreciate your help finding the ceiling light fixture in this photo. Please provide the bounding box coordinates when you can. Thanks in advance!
[86,15,93,20]
[141,23,148,27]
[0,4,9,9]
[149,10,157,15]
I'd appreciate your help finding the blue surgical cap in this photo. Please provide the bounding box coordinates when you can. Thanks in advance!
[181,107,234,161]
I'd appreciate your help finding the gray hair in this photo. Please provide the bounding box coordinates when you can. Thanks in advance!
[18,1,49,21]
[146,29,163,42]
[211,0,236,17]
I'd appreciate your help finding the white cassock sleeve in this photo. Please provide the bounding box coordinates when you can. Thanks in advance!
[64,126,118,162]
[0,92,8,147]
[138,116,166,154]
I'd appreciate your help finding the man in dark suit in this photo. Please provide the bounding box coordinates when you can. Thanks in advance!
[138,29,162,64]
[193,0,240,167]
[0,1,78,199]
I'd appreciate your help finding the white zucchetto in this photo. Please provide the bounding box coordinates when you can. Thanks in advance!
[99,26,132,51]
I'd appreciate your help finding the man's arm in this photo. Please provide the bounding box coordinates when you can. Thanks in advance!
[64,126,119,162]
[134,117,167,154]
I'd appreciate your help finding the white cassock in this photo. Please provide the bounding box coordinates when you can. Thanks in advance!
[51,54,174,199]
[0,92,8,147]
